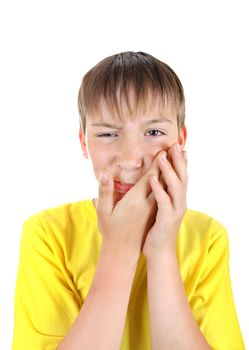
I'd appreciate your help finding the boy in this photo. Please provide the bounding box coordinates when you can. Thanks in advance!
[12,51,245,349]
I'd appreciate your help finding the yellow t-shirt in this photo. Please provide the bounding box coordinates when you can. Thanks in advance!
[12,199,245,350]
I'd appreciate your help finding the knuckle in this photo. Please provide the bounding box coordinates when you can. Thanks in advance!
[158,191,168,204]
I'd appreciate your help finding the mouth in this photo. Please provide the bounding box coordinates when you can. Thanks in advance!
[114,181,134,193]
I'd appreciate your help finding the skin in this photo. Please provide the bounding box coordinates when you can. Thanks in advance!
[79,104,187,204]
[71,102,211,349]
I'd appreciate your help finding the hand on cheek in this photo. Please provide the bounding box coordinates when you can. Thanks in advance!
[142,143,188,258]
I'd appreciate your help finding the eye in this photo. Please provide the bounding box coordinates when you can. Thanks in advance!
[97,133,118,137]
[145,129,166,137]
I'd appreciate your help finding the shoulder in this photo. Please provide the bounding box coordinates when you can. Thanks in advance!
[23,198,96,227]
[181,208,228,243]
[178,209,229,275]
[20,199,98,250]
[178,209,231,298]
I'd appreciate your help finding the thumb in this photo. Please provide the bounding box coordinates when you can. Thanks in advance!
[96,170,114,216]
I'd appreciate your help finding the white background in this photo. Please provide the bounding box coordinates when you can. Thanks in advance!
[1,0,248,348]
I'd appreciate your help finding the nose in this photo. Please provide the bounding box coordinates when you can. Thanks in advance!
[116,142,143,170]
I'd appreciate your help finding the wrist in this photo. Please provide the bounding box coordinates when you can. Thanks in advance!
[100,241,140,269]
[143,238,177,261]
[145,246,177,266]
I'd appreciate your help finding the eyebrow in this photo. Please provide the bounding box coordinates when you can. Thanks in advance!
[145,118,172,124]
[91,118,172,129]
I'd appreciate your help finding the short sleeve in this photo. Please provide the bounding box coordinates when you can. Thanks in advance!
[190,223,245,349]
[12,216,81,350]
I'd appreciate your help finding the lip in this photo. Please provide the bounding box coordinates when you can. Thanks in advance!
[114,181,134,193]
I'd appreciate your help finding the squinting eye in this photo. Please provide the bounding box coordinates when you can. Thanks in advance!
[97,133,118,137]
[145,129,165,136]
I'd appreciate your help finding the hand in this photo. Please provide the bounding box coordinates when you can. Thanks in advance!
[142,143,188,258]
[95,156,161,259]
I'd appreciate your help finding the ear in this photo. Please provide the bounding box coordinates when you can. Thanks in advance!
[79,128,89,159]
[178,126,187,150]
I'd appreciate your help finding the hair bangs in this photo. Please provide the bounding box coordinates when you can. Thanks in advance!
[86,82,174,124]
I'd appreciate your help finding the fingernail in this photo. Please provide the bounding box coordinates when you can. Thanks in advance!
[161,152,167,162]
[100,171,109,183]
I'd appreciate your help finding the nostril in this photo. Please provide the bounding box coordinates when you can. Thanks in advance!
[116,160,142,170]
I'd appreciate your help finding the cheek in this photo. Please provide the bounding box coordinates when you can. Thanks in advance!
[161,132,179,151]
[148,140,171,156]
[144,138,177,168]
[87,145,113,179]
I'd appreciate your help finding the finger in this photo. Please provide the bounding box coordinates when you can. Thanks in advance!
[149,175,171,211]
[159,170,167,191]
[157,151,181,205]
[182,150,187,163]
[147,188,157,211]
[147,170,167,198]
[168,144,187,183]
[96,170,114,216]
[158,151,188,211]
[126,153,162,200]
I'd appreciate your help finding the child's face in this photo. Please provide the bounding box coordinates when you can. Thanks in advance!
[79,102,187,202]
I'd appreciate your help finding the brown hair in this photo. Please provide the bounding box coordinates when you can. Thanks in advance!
[78,51,185,133]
